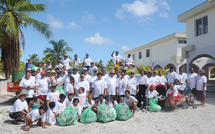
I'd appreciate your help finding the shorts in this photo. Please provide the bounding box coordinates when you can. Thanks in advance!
[119,95,125,97]
[39,95,47,99]
[9,110,27,119]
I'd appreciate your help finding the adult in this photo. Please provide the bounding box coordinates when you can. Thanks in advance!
[116,72,130,103]
[60,54,71,70]
[116,72,121,80]
[187,67,198,98]
[55,60,63,69]
[114,68,119,77]
[46,70,51,78]
[105,70,117,103]
[72,67,80,86]
[137,69,149,109]
[30,69,37,83]
[124,90,138,115]
[9,92,29,125]
[165,83,181,111]
[25,59,33,71]
[152,70,160,86]
[56,71,63,87]
[19,72,35,104]
[83,53,92,71]
[158,71,167,88]
[127,71,138,96]
[111,51,125,68]
[102,67,109,81]
[45,61,52,71]
[125,54,134,67]
[90,68,98,93]
[147,71,154,87]
[156,71,167,104]
[62,69,73,93]
[177,68,190,85]
[83,68,91,84]
[38,63,43,72]
[166,66,178,89]
[196,69,207,106]
[92,73,107,100]
[35,71,50,102]
[123,69,129,80]
[89,61,98,76]
[75,73,90,97]
[73,54,81,66]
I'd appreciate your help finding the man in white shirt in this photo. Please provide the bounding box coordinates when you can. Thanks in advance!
[60,54,71,70]
[102,67,109,81]
[127,71,138,96]
[75,73,89,97]
[45,61,52,71]
[92,73,107,100]
[125,54,134,67]
[83,68,91,84]
[166,66,178,88]
[73,54,81,66]
[124,90,138,115]
[90,68,98,93]
[72,67,80,86]
[62,69,73,93]
[123,69,129,80]
[177,68,190,86]
[187,67,198,98]
[111,51,125,68]
[105,70,117,103]
[83,53,92,71]
[147,71,154,87]
[55,60,63,69]
[89,61,98,76]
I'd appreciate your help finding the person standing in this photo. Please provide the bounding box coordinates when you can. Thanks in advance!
[187,68,198,98]
[177,68,190,85]
[25,59,33,71]
[89,62,98,76]
[55,60,63,69]
[105,70,117,103]
[147,71,154,87]
[73,54,81,67]
[90,68,98,93]
[72,67,80,86]
[166,66,178,89]
[92,73,107,100]
[60,54,71,70]
[102,67,109,81]
[75,73,90,97]
[38,63,43,72]
[196,69,207,106]
[152,70,160,87]
[62,69,73,93]
[111,51,125,68]
[83,53,92,71]
[45,61,52,71]
[127,71,139,97]
[83,68,91,84]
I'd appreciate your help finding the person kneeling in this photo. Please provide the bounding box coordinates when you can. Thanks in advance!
[23,105,48,131]
[70,98,82,121]
[124,90,138,115]
[93,94,109,113]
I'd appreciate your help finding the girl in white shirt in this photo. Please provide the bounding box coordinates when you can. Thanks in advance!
[66,76,75,93]
[56,94,66,117]
[94,94,109,112]
[46,102,57,126]
[109,95,118,108]
[84,94,95,110]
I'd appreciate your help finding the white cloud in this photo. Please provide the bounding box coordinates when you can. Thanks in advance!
[121,46,131,51]
[84,33,115,45]
[48,14,63,29]
[159,12,168,18]
[115,0,170,21]
[82,11,95,23]
[68,21,80,29]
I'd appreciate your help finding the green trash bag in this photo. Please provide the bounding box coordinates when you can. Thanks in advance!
[57,107,78,126]
[115,103,132,121]
[148,97,161,112]
[56,85,66,96]
[97,104,116,123]
[80,107,97,124]
[31,66,39,71]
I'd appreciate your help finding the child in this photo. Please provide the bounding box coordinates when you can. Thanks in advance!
[66,76,75,93]
[83,94,95,110]
[56,94,66,117]
[109,95,118,108]
[75,87,86,110]
[23,105,48,131]
[46,101,57,126]
[71,98,82,120]
[124,90,138,115]
[65,92,74,107]
[46,84,59,107]
[28,93,44,111]
[94,94,109,112]
[147,85,159,99]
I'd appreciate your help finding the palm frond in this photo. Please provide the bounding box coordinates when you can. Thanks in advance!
[14,1,45,13]
[0,5,7,12]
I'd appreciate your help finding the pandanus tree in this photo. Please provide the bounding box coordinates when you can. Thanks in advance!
[0,0,53,79]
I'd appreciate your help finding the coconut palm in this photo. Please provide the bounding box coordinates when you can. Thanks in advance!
[43,40,73,67]
[27,53,40,64]
[0,0,53,79]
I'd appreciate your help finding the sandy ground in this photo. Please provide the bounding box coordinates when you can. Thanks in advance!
[0,90,215,134]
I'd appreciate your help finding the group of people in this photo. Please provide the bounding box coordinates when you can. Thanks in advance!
[9,51,207,131]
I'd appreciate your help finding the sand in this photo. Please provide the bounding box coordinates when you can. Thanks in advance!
[0,90,215,134]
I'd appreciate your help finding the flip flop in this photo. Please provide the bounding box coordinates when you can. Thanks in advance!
[23,128,30,131]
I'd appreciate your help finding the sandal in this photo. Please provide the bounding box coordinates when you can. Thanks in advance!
[23,127,30,131]
[12,121,19,125]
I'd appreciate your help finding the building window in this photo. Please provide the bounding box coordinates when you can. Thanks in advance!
[139,52,142,59]
[196,16,208,36]
[178,39,187,44]
[146,49,150,58]
[132,54,135,60]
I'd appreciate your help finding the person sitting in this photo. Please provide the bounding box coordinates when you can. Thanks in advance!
[109,95,118,108]
[94,94,109,112]
[147,85,159,99]
[23,105,48,131]
[75,87,86,110]
[65,92,74,107]
[83,94,95,110]
[165,83,181,111]
[111,51,125,68]
[125,54,135,67]
[46,102,57,127]
[70,98,82,121]
[9,92,29,125]
[28,93,43,112]
[46,84,59,107]
[124,90,138,115]
[56,94,66,117]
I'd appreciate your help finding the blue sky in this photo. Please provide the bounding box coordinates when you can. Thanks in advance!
[21,0,205,65]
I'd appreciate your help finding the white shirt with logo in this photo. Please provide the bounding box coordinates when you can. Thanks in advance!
[177,73,188,85]
[196,76,207,91]
[187,73,198,88]
[159,76,167,85]
[36,78,50,95]
[167,71,178,85]
[56,101,66,114]
[116,78,129,95]
[61,58,71,69]
[75,81,89,95]
[127,77,138,95]
[106,76,117,95]
[83,57,92,66]
[19,78,35,98]
[73,58,81,66]
[113,55,123,65]
[92,79,107,98]
[126,57,133,65]
[137,75,149,85]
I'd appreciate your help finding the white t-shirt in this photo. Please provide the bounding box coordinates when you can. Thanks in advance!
[19,78,35,98]
[75,81,89,95]
[127,77,138,95]
[46,92,59,104]
[113,55,123,65]
[61,58,71,69]
[35,73,41,81]
[84,99,95,108]
[196,76,207,91]
[46,107,56,125]
[75,105,82,116]
[124,75,129,80]
[36,78,50,95]
[90,76,97,83]
[30,76,36,83]
[45,64,52,70]
[177,73,188,85]
[137,75,149,85]
[27,109,46,122]
[84,74,91,84]
[125,57,133,65]
[153,76,160,86]
[76,93,86,108]
[109,100,118,108]
[65,98,74,106]
[123,96,137,105]
[73,58,81,66]
[89,66,98,76]
[187,73,198,88]
[72,73,80,85]
[167,71,178,85]
[56,77,63,85]
[148,77,155,87]
[83,57,92,66]
[116,78,129,95]
[92,79,107,98]
[55,63,63,69]
[62,75,72,93]
[159,76,167,85]
[97,99,107,106]
[56,101,66,114]
[102,74,109,81]
[10,99,28,113]
[166,88,179,97]
[106,76,117,95]
[147,90,159,99]
[66,83,75,93]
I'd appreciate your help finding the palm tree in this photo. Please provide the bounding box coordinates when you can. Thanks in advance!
[27,53,40,64]
[0,0,53,79]
[43,40,73,67]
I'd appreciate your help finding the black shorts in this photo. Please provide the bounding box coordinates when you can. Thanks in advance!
[9,110,27,119]
[191,88,197,97]
[119,95,125,97]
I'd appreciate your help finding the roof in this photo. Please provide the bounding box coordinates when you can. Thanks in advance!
[178,0,215,22]
[123,32,186,55]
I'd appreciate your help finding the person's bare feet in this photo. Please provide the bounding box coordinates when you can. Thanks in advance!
[48,124,52,127]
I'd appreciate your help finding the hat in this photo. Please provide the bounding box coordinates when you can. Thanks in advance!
[41,71,45,75]
[130,70,135,73]
[68,92,74,95]
[68,69,72,72]
[80,74,85,77]
[153,70,157,73]
[64,54,68,57]
[150,84,155,88]
[86,53,89,56]
[91,61,94,64]
[147,71,152,74]
[16,92,28,98]
[83,68,87,71]
[123,67,128,71]
[48,60,51,63]
[93,68,98,72]
[46,70,51,73]
[33,93,39,97]
[27,68,31,71]
[73,67,78,70]
[110,70,115,74]
[199,69,205,73]
[51,84,57,87]
[51,70,56,74]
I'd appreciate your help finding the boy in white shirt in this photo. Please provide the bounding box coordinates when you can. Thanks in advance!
[46,102,57,126]
[92,73,107,100]
[65,92,74,107]
[23,105,47,131]
[124,90,138,115]
[70,98,82,121]
[46,84,59,107]
[147,85,159,99]
[56,94,66,117]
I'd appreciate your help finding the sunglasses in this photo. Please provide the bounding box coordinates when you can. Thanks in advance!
[131,73,134,74]
[121,74,125,75]
[110,73,115,75]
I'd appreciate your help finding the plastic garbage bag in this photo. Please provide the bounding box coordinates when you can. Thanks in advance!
[56,85,66,96]
[57,107,78,126]
[31,66,39,71]
[148,98,161,112]
[97,104,116,123]
[115,103,132,121]
[80,107,97,124]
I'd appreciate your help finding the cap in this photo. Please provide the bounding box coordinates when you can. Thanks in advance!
[41,71,45,75]
[68,92,74,95]
[91,61,94,64]
[150,84,155,88]
[93,68,98,72]
[46,70,51,73]
[86,53,89,56]
[80,74,85,77]
[83,68,87,71]
[153,70,157,73]
[68,69,72,72]
[27,68,31,71]
[64,54,68,57]
[130,70,135,73]
[33,93,39,97]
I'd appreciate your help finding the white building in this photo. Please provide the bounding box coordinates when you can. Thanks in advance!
[124,0,215,85]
